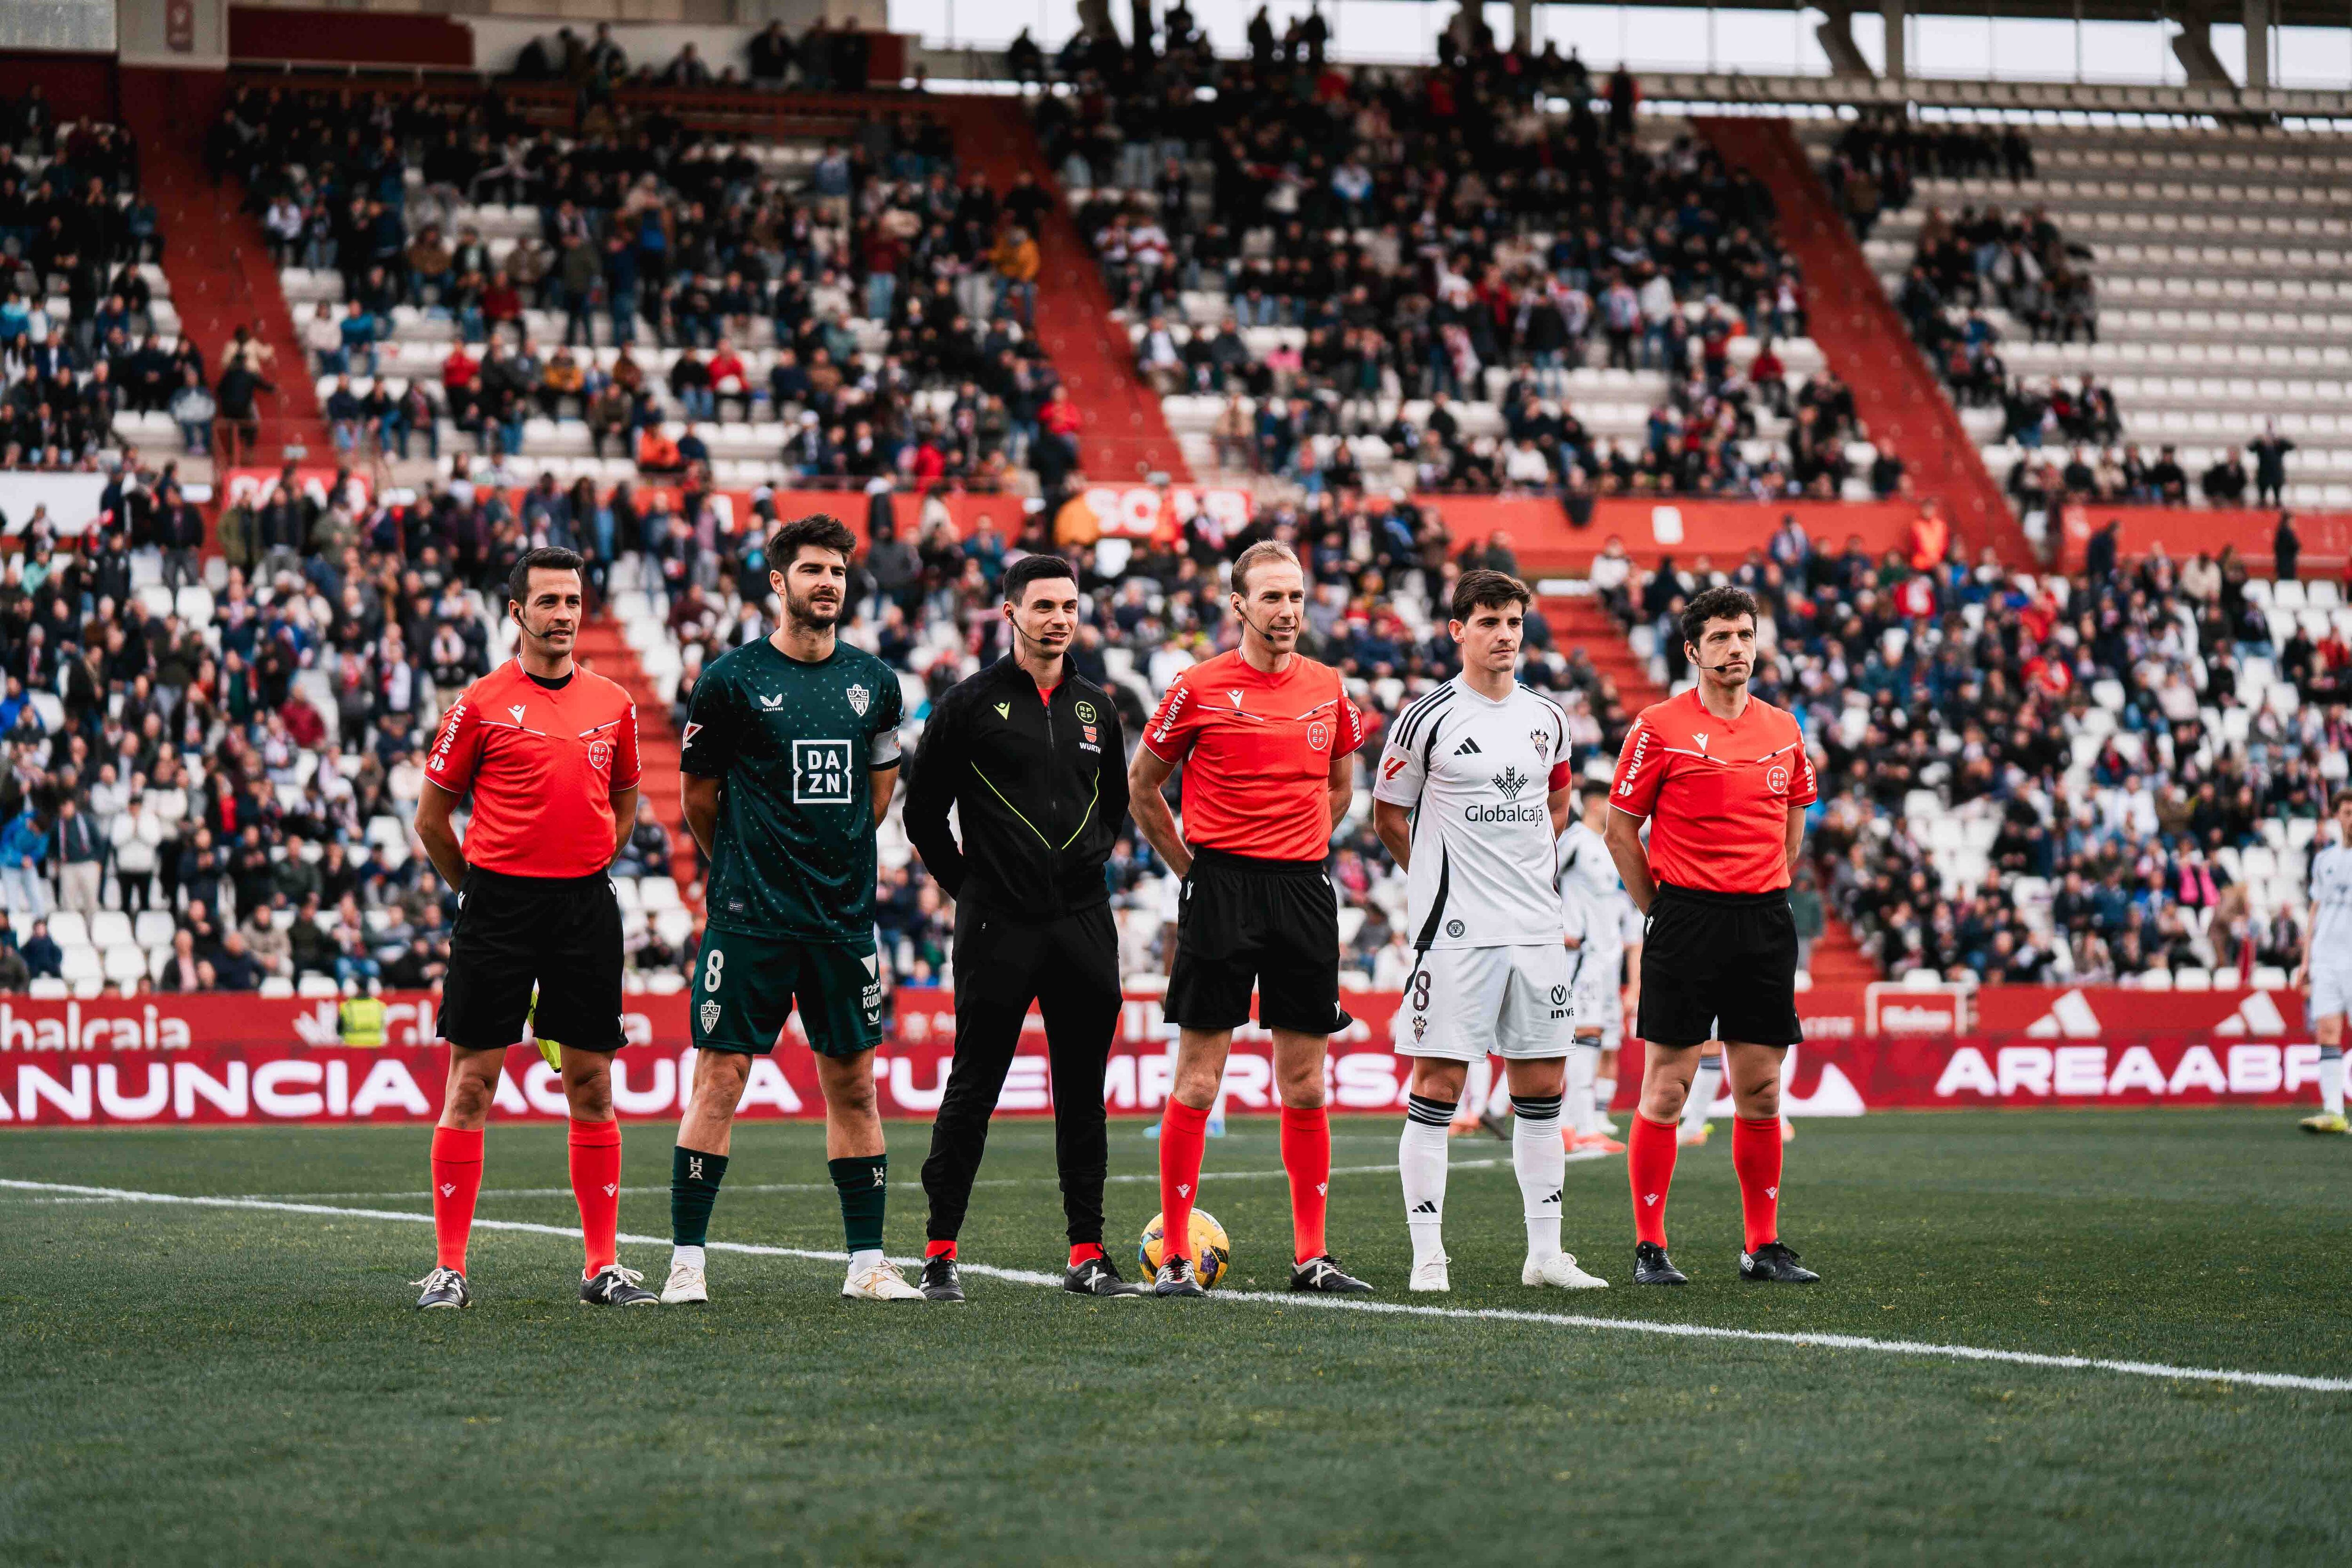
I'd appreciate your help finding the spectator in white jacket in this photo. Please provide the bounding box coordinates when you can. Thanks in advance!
[111,795,163,914]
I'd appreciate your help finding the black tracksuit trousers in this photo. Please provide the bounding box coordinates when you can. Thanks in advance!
[921,900,1123,1246]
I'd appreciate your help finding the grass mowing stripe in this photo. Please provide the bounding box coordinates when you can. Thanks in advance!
[8,1175,2345,1396]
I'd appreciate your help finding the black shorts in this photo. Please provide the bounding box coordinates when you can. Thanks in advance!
[1636,882,1802,1048]
[1165,847,1351,1036]
[441,867,626,1053]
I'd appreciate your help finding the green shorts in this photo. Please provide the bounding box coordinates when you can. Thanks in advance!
[688,928,883,1059]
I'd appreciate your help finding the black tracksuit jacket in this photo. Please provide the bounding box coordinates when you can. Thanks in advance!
[902,656,1129,918]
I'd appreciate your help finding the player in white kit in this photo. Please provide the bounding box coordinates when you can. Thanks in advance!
[1371,570,1608,1295]
[2298,791,2352,1134]
[1557,791,1640,1154]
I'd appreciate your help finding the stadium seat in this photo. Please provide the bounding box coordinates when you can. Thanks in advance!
[298,975,341,998]
[48,912,89,949]
[89,911,133,948]
[26,977,68,999]
[259,977,295,997]
[639,876,683,913]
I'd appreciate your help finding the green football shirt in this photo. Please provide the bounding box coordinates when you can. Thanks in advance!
[679,636,905,942]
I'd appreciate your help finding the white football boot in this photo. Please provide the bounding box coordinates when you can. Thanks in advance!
[661,1258,708,1305]
[1408,1253,1451,1293]
[1523,1252,1609,1289]
[841,1258,926,1301]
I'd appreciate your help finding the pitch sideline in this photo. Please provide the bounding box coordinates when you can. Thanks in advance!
[5,1176,2347,1395]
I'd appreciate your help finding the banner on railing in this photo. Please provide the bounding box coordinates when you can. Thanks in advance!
[0,983,2319,1126]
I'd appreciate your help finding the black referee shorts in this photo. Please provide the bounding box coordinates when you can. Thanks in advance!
[1636,881,1802,1049]
[440,867,626,1053]
[1166,847,1351,1036]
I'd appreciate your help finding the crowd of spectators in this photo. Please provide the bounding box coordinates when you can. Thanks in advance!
[1598,513,2345,983]
[212,81,1075,488]
[1032,18,1843,500]
[1820,110,2034,239]
[2,89,157,471]
[0,443,694,996]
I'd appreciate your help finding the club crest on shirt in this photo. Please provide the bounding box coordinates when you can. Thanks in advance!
[1307,720,1330,750]
[1531,729,1551,758]
[846,683,871,717]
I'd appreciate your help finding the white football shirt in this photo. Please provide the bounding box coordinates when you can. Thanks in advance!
[1557,820,1642,958]
[2311,841,2352,955]
[1374,677,1570,949]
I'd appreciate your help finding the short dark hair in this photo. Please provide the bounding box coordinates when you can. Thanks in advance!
[507,547,585,611]
[2335,789,2352,812]
[767,513,857,571]
[1680,584,1759,649]
[1451,568,1531,622]
[1003,552,1078,605]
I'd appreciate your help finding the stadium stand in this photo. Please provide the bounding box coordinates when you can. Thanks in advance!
[1029,39,1897,503]
[1837,117,2352,515]
[212,82,1072,494]
[0,96,169,472]
[1595,524,2339,987]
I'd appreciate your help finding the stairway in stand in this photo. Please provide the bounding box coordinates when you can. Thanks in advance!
[927,96,1190,484]
[1695,116,2031,571]
[1540,592,1881,986]
[119,72,328,465]
[574,620,698,894]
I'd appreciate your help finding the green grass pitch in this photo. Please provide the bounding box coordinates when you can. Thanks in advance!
[3,1109,2349,1565]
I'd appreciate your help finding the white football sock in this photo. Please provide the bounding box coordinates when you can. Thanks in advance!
[2323,1048,2345,1115]
[1512,1093,1566,1261]
[1400,1094,1454,1267]
[1684,1058,1723,1133]
[1564,1044,1600,1139]
[847,1248,884,1278]
[671,1243,706,1271]
[1592,1075,1617,1130]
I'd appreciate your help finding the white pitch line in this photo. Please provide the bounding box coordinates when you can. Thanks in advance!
[211,1154,1597,1203]
[5,1176,2346,1395]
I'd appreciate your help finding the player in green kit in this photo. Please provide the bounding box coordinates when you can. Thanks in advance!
[661,514,922,1304]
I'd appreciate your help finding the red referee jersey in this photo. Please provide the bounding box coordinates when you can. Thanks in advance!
[1143,649,1364,863]
[1609,687,1814,894]
[424,661,641,878]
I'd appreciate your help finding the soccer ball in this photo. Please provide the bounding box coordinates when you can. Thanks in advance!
[1138,1210,1231,1289]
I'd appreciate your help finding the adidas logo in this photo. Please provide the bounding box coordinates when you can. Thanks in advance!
[1454,736,1482,756]
[439,1183,455,1196]
[1542,1190,1561,1206]
[2024,988,2102,1038]
[2216,991,2288,1036]
[1410,1201,1438,1214]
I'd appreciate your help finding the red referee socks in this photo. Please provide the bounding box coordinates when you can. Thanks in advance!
[1732,1115,1784,1253]
[568,1117,622,1276]
[429,1125,484,1273]
[1280,1105,1331,1264]
[1627,1113,1679,1247]
[1158,1100,1210,1262]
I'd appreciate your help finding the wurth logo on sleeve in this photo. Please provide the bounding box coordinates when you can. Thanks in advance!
[427,701,467,775]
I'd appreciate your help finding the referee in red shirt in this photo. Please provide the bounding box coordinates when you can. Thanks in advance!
[1605,585,1821,1286]
[1128,540,1375,1297]
[408,546,654,1310]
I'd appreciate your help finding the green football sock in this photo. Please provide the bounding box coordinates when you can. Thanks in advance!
[828,1154,888,1254]
[671,1146,729,1247]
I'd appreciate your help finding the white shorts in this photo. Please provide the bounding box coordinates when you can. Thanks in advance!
[1570,946,1623,1048]
[1394,943,1573,1061]
[2312,961,2352,1023]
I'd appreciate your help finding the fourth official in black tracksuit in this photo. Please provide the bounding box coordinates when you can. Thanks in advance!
[904,648,1133,1293]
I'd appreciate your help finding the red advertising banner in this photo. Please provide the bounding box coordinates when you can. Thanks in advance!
[0,984,2322,1127]
[2058,501,2352,574]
